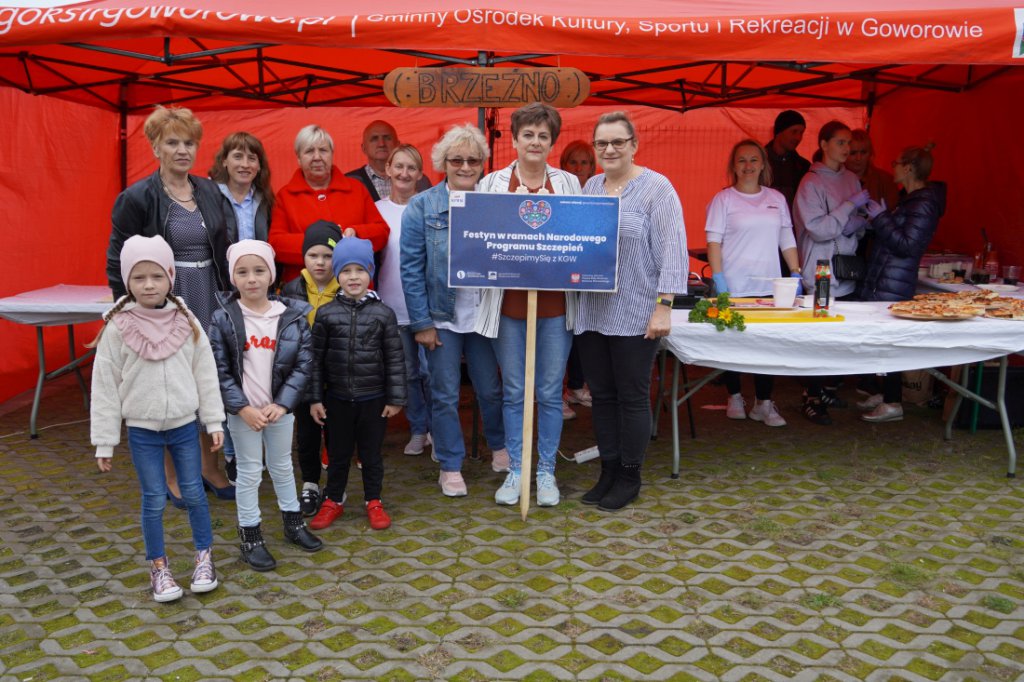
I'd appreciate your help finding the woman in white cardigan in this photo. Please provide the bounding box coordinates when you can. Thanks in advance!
[475,103,582,507]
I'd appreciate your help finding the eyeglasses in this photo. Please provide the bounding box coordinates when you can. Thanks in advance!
[593,137,634,151]
[446,157,483,168]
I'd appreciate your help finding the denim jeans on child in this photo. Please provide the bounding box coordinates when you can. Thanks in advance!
[227,412,300,527]
[427,329,505,471]
[399,326,431,436]
[493,315,572,475]
[127,420,213,561]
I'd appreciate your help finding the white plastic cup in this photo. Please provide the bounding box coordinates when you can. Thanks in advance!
[772,278,799,308]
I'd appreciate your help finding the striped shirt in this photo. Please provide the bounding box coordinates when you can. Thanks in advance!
[575,168,688,337]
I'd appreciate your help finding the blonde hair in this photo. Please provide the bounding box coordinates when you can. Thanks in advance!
[726,139,773,187]
[430,124,489,174]
[144,105,203,146]
[86,293,201,348]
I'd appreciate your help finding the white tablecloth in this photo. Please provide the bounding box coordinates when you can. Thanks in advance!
[666,301,1024,376]
[0,285,111,326]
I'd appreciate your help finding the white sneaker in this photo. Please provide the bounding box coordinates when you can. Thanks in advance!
[404,433,428,455]
[862,403,904,423]
[857,393,884,410]
[491,448,511,473]
[536,471,560,506]
[190,548,218,594]
[561,401,577,420]
[749,399,786,427]
[439,471,468,497]
[565,387,593,408]
[726,394,747,420]
[494,471,521,505]
[150,558,183,603]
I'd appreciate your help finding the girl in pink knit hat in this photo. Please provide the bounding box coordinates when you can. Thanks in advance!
[89,234,225,603]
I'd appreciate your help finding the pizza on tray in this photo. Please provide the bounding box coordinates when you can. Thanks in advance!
[889,291,1021,320]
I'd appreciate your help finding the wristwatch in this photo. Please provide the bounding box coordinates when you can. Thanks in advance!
[655,297,673,308]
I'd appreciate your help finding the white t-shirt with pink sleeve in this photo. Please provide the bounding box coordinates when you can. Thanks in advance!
[704,186,796,296]
[239,300,286,409]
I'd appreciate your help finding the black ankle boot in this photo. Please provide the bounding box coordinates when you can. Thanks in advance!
[282,511,323,552]
[598,462,641,512]
[581,458,619,505]
[238,524,276,571]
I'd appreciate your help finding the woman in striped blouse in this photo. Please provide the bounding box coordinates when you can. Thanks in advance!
[575,112,688,512]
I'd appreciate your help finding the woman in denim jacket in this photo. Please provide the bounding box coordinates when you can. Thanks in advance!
[399,125,507,498]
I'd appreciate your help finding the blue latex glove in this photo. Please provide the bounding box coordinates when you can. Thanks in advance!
[711,272,729,296]
[865,198,886,219]
[790,271,804,296]
[848,188,871,209]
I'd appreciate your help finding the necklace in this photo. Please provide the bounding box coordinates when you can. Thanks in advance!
[162,182,196,204]
[604,167,639,195]
[514,162,549,194]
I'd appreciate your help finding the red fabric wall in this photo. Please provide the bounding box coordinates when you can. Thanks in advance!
[6,66,1020,408]
[0,89,118,405]
[868,69,1024,271]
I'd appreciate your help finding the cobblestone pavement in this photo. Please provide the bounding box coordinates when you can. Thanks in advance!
[1,372,1022,681]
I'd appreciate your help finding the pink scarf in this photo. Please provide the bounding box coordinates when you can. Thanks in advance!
[113,303,194,360]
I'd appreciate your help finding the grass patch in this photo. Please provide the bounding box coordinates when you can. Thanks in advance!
[884,562,933,588]
[801,592,843,610]
[981,595,1015,614]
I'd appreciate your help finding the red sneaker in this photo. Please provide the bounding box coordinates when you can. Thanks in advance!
[366,499,391,530]
[309,497,343,530]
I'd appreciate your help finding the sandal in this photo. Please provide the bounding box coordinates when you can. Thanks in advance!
[802,397,832,425]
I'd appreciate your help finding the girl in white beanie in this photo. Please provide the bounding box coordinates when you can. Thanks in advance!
[89,234,225,603]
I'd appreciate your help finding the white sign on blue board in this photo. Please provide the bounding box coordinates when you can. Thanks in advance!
[448,191,619,292]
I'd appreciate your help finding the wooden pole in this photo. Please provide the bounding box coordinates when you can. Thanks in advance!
[519,289,538,520]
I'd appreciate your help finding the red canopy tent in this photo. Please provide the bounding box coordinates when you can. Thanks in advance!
[1,0,1022,403]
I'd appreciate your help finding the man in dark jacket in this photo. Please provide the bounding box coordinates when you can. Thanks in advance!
[345,120,431,201]
[308,237,406,532]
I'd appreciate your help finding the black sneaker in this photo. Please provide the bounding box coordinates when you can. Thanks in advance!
[820,388,848,409]
[300,487,320,517]
[802,397,832,425]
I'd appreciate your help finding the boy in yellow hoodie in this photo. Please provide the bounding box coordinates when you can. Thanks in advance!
[280,220,343,516]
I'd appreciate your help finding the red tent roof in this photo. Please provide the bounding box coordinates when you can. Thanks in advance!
[1,0,1019,111]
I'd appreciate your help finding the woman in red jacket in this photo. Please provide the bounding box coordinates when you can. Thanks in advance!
[269,125,389,282]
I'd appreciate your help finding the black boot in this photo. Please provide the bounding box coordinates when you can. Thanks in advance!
[282,510,323,552]
[238,524,276,572]
[598,462,641,512]
[581,458,619,505]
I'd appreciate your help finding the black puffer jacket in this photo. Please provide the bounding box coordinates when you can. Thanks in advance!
[108,170,237,298]
[208,293,313,414]
[310,293,406,406]
[858,182,946,302]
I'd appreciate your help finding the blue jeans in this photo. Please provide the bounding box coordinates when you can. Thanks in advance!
[493,315,572,475]
[127,421,213,561]
[427,329,505,471]
[400,326,432,436]
[228,413,300,527]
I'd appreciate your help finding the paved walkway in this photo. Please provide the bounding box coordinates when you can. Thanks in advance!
[1,372,1022,681]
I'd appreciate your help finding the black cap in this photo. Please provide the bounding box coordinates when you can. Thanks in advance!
[773,110,806,137]
[302,220,343,255]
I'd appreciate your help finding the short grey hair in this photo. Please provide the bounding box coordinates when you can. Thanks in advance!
[430,124,489,174]
[294,125,334,156]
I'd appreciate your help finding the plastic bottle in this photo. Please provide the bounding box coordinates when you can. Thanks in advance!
[813,259,831,318]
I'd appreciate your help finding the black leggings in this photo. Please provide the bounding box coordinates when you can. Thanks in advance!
[576,332,659,466]
[723,372,774,401]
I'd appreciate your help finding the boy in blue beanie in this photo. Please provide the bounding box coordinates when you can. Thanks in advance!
[308,237,406,531]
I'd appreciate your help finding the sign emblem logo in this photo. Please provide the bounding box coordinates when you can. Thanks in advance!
[518,200,552,229]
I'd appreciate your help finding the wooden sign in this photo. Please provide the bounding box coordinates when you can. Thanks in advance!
[383,67,589,108]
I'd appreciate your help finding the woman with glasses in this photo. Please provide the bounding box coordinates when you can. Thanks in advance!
[856,144,945,423]
[576,112,688,511]
[399,125,507,498]
[475,103,582,508]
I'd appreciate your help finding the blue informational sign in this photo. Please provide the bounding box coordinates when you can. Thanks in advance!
[448,191,619,292]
